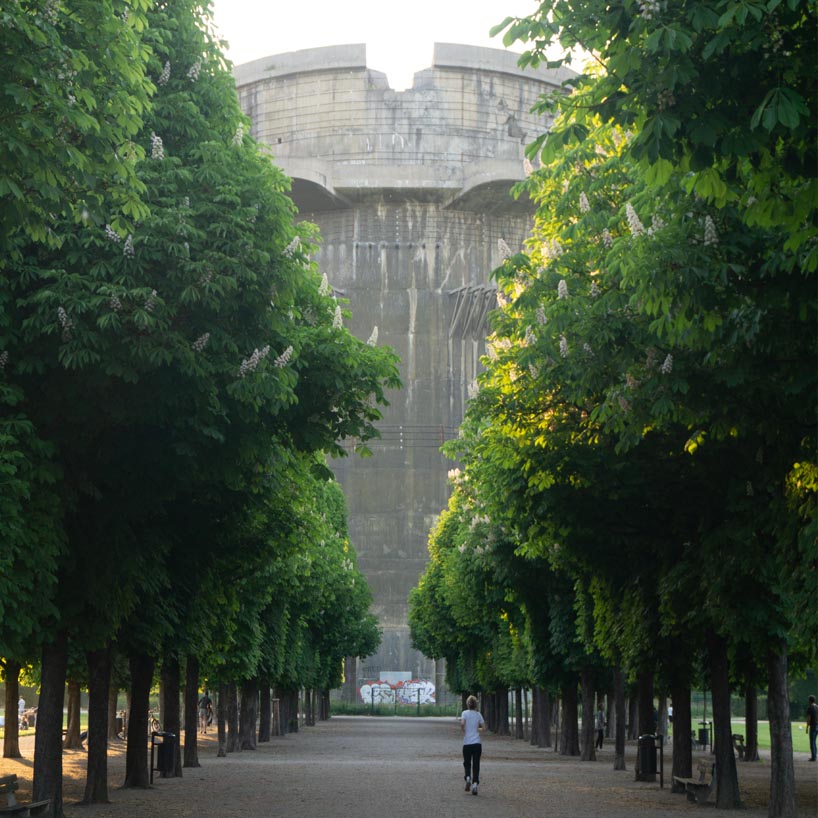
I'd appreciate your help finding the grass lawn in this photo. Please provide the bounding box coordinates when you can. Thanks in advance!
[668,721,811,754]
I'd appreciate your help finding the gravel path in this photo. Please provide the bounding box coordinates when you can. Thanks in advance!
[3,717,816,817]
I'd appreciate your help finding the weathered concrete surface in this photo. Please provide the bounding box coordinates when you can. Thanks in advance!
[234,44,567,686]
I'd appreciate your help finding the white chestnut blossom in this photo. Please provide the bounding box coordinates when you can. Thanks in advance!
[579,192,590,213]
[366,326,378,346]
[524,326,537,346]
[57,306,73,341]
[109,295,122,312]
[704,215,718,246]
[239,345,270,377]
[232,125,244,146]
[282,235,301,257]
[626,203,645,238]
[187,59,202,81]
[557,279,568,300]
[158,61,171,86]
[273,345,293,367]
[0,351,8,369]
[122,234,134,257]
[536,306,547,325]
[192,333,210,352]
[523,157,534,176]
[543,238,563,260]
[150,132,164,160]
[498,238,513,260]
[332,305,343,329]
[660,353,674,374]
[602,228,613,248]
[105,225,122,244]
[145,289,158,312]
[590,281,600,297]
[318,273,332,297]
[559,335,568,357]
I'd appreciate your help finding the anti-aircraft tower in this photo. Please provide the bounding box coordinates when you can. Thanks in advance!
[233,43,567,699]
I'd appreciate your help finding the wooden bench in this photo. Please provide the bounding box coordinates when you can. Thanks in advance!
[732,733,745,760]
[0,774,50,816]
[672,760,717,805]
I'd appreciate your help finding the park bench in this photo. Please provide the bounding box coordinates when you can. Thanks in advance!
[0,774,50,816]
[672,760,717,805]
[732,733,746,760]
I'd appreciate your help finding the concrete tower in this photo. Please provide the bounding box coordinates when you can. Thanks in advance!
[233,44,567,699]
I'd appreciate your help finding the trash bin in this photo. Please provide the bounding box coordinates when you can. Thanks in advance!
[152,731,176,779]
[698,727,709,749]
[638,734,657,775]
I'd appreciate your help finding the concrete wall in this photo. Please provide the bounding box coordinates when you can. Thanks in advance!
[234,43,565,690]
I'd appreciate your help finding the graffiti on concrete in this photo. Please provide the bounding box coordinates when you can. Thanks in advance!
[359,678,436,705]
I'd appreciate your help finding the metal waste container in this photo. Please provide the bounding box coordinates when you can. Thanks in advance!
[151,731,176,782]
[638,734,657,775]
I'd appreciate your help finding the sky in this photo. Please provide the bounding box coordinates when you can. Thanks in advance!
[209,0,537,91]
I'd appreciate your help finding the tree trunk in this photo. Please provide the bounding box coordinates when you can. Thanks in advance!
[274,686,288,736]
[62,680,83,749]
[559,680,580,756]
[107,679,120,741]
[320,690,330,721]
[216,684,227,757]
[160,656,182,777]
[744,684,760,762]
[535,687,551,747]
[766,645,796,818]
[123,653,154,789]
[258,683,271,742]
[226,683,241,750]
[304,687,313,727]
[580,666,596,761]
[515,687,524,739]
[239,679,258,750]
[82,646,111,804]
[637,670,655,738]
[706,630,742,809]
[3,659,22,758]
[183,656,200,768]
[628,694,639,739]
[495,689,510,736]
[657,693,668,738]
[33,631,68,818]
[670,682,692,792]
[613,666,627,771]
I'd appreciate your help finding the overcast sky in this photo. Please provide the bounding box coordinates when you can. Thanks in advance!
[209,0,536,90]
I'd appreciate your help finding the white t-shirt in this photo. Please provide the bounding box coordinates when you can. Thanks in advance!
[461,709,484,745]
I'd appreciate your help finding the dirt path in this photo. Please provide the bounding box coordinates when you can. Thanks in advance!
[3,717,816,817]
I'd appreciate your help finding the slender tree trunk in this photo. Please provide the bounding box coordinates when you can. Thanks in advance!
[744,684,760,762]
[320,690,330,721]
[670,682,692,792]
[559,680,580,756]
[226,683,241,750]
[304,688,313,727]
[216,684,227,757]
[628,694,639,739]
[183,656,200,768]
[3,659,22,758]
[515,687,524,739]
[613,666,627,771]
[258,683,271,742]
[637,670,654,738]
[239,679,259,750]
[107,679,120,741]
[580,666,596,761]
[82,646,111,804]
[123,653,154,789]
[767,645,796,818]
[63,680,83,749]
[274,686,287,736]
[496,689,510,736]
[706,630,742,808]
[537,687,551,747]
[33,631,68,818]
[160,656,182,777]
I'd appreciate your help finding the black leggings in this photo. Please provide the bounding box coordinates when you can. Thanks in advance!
[463,742,482,784]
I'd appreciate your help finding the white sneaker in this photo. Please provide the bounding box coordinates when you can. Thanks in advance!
[464,776,471,791]
[472,783,478,796]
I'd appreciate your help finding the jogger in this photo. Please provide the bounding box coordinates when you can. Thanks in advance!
[460,695,485,795]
